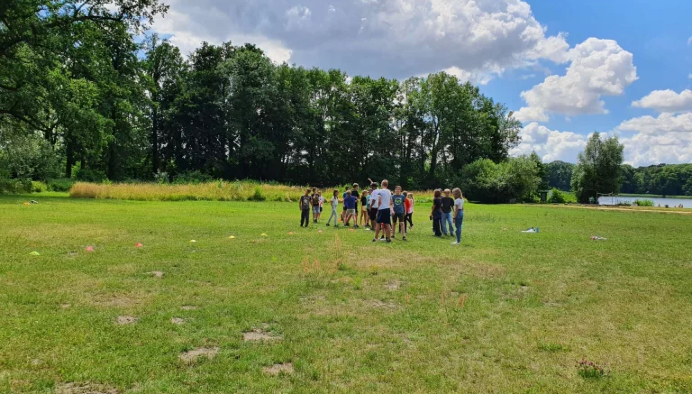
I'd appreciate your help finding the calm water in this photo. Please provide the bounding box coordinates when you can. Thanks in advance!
[598,196,692,208]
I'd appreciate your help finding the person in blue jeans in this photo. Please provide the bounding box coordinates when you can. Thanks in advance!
[451,188,465,245]
[440,189,455,237]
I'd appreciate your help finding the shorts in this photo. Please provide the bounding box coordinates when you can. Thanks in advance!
[346,209,356,216]
[369,207,378,221]
[376,209,391,225]
[313,206,320,214]
[343,205,347,211]
[392,212,405,223]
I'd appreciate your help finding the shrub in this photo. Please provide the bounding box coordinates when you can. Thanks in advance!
[31,181,47,193]
[0,178,32,194]
[173,171,212,185]
[47,179,76,192]
[548,188,566,204]
[577,358,609,379]
[634,199,654,207]
[74,168,107,183]
[248,186,266,201]
[460,157,541,204]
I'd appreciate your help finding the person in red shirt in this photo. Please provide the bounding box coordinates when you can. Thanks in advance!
[403,191,412,234]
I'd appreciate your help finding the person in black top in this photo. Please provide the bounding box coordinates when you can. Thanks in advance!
[299,189,312,227]
[351,183,360,229]
[360,190,369,228]
[441,189,455,237]
[430,189,443,237]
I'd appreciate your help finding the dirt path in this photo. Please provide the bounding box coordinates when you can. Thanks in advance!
[535,204,692,215]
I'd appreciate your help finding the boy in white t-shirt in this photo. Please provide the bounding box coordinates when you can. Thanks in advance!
[452,188,465,245]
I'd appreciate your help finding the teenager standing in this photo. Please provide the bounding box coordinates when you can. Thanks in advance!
[299,189,312,228]
[431,189,443,237]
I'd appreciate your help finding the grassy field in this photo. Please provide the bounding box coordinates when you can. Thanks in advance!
[1,194,692,393]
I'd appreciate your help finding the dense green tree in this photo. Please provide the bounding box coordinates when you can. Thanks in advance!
[571,132,624,203]
[545,161,575,191]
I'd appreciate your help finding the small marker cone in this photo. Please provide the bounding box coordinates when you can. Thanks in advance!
[228,236,236,239]
[135,243,143,248]
[189,240,197,243]
[288,232,295,235]
[318,230,323,233]
[349,228,355,232]
[85,246,95,252]
[261,233,268,237]
[23,202,30,206]
[30,251,40,256]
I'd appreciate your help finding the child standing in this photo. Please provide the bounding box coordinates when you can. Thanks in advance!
[360,190,369,229]
[391,186,407,241]
[441,189,455,237]
[403,191,412,233]
[312,189,321,223]
[431,189,443,237]
[452,188,465,245]
[299,189,312,228]
[344,191,357,226]
[326,189,340,227]
[406,192,415,229]
[341,187,351,223]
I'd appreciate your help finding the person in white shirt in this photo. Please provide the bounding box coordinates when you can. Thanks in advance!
[452,188,465,245]
[373,180,393,243]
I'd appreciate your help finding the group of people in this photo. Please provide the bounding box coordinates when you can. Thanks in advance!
[298,179,465,245]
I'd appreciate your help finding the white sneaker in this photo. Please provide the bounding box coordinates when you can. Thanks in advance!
[451,242,460,246]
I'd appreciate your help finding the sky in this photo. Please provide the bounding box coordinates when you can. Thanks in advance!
[149,0,692,167]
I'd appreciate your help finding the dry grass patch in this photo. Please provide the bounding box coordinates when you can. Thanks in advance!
[243,329,282,342]
[115,316,137,325]
[146,271,164,278]
[179,347,219,364]
[181,305,198,311]
[263,363,294,376]
[56,383,118,394]
[171,318,185,325]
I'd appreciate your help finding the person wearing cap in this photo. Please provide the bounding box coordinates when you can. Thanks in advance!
[441,189,455,237]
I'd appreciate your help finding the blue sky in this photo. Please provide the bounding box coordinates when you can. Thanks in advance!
[150,0,692,166]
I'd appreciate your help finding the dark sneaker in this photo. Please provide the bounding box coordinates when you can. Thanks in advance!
[372,239,377,243]
[386,239,392,243]
[326,223,330,227]
[403,237,407,241]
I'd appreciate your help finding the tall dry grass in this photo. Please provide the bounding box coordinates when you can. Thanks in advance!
[69,180,444,202]
[69,181,307,202]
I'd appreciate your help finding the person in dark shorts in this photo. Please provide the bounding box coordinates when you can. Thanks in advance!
[299,189,312,227]
[351,183,360,228]
[391,186,407,240]
[373,180,392,243]
[341,187,350,223]
[360,190,369,228]
[431,189,443,237]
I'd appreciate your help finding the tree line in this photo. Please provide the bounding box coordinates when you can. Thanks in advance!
[0,0,523,191]
[547,161,692,197]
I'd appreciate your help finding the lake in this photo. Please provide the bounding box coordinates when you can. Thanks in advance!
[598,196,692,208]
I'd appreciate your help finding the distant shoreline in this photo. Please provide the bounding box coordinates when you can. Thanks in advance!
[616,194,692,200]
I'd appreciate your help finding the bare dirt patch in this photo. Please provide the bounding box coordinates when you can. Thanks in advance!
[179,347,219,364]
[181,305,199,311]
[147,271,164,278]
[243,329,282,342]
[263,363,294,375]
[171,318,185,325]
[116,316,138,325]
[385,280,401,291]
[56,383,118,394]
[367,300,398,309]
[60,304,71,309]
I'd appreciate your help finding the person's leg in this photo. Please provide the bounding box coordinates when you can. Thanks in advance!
[433,217,441,236]
[302,209,309,227]
[441,212,449,235]
[455,215,463,244]
[391,215,397,237]
[446,212,454,236]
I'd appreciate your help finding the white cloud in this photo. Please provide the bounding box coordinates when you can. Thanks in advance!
[511,122,588,163]
[512,120,692,166]
[515,38,638,122]
[632,89,692,113]
[513,106,548,123]
[620,132,692,166]
[617,112,692,134]
[150,0,569,80]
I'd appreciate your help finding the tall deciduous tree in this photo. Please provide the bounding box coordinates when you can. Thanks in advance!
[571,132,624,203]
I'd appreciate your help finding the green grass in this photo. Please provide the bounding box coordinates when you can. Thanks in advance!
[2,195,692,393]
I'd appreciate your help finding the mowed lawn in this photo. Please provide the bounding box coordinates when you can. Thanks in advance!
[1,195,692,394]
